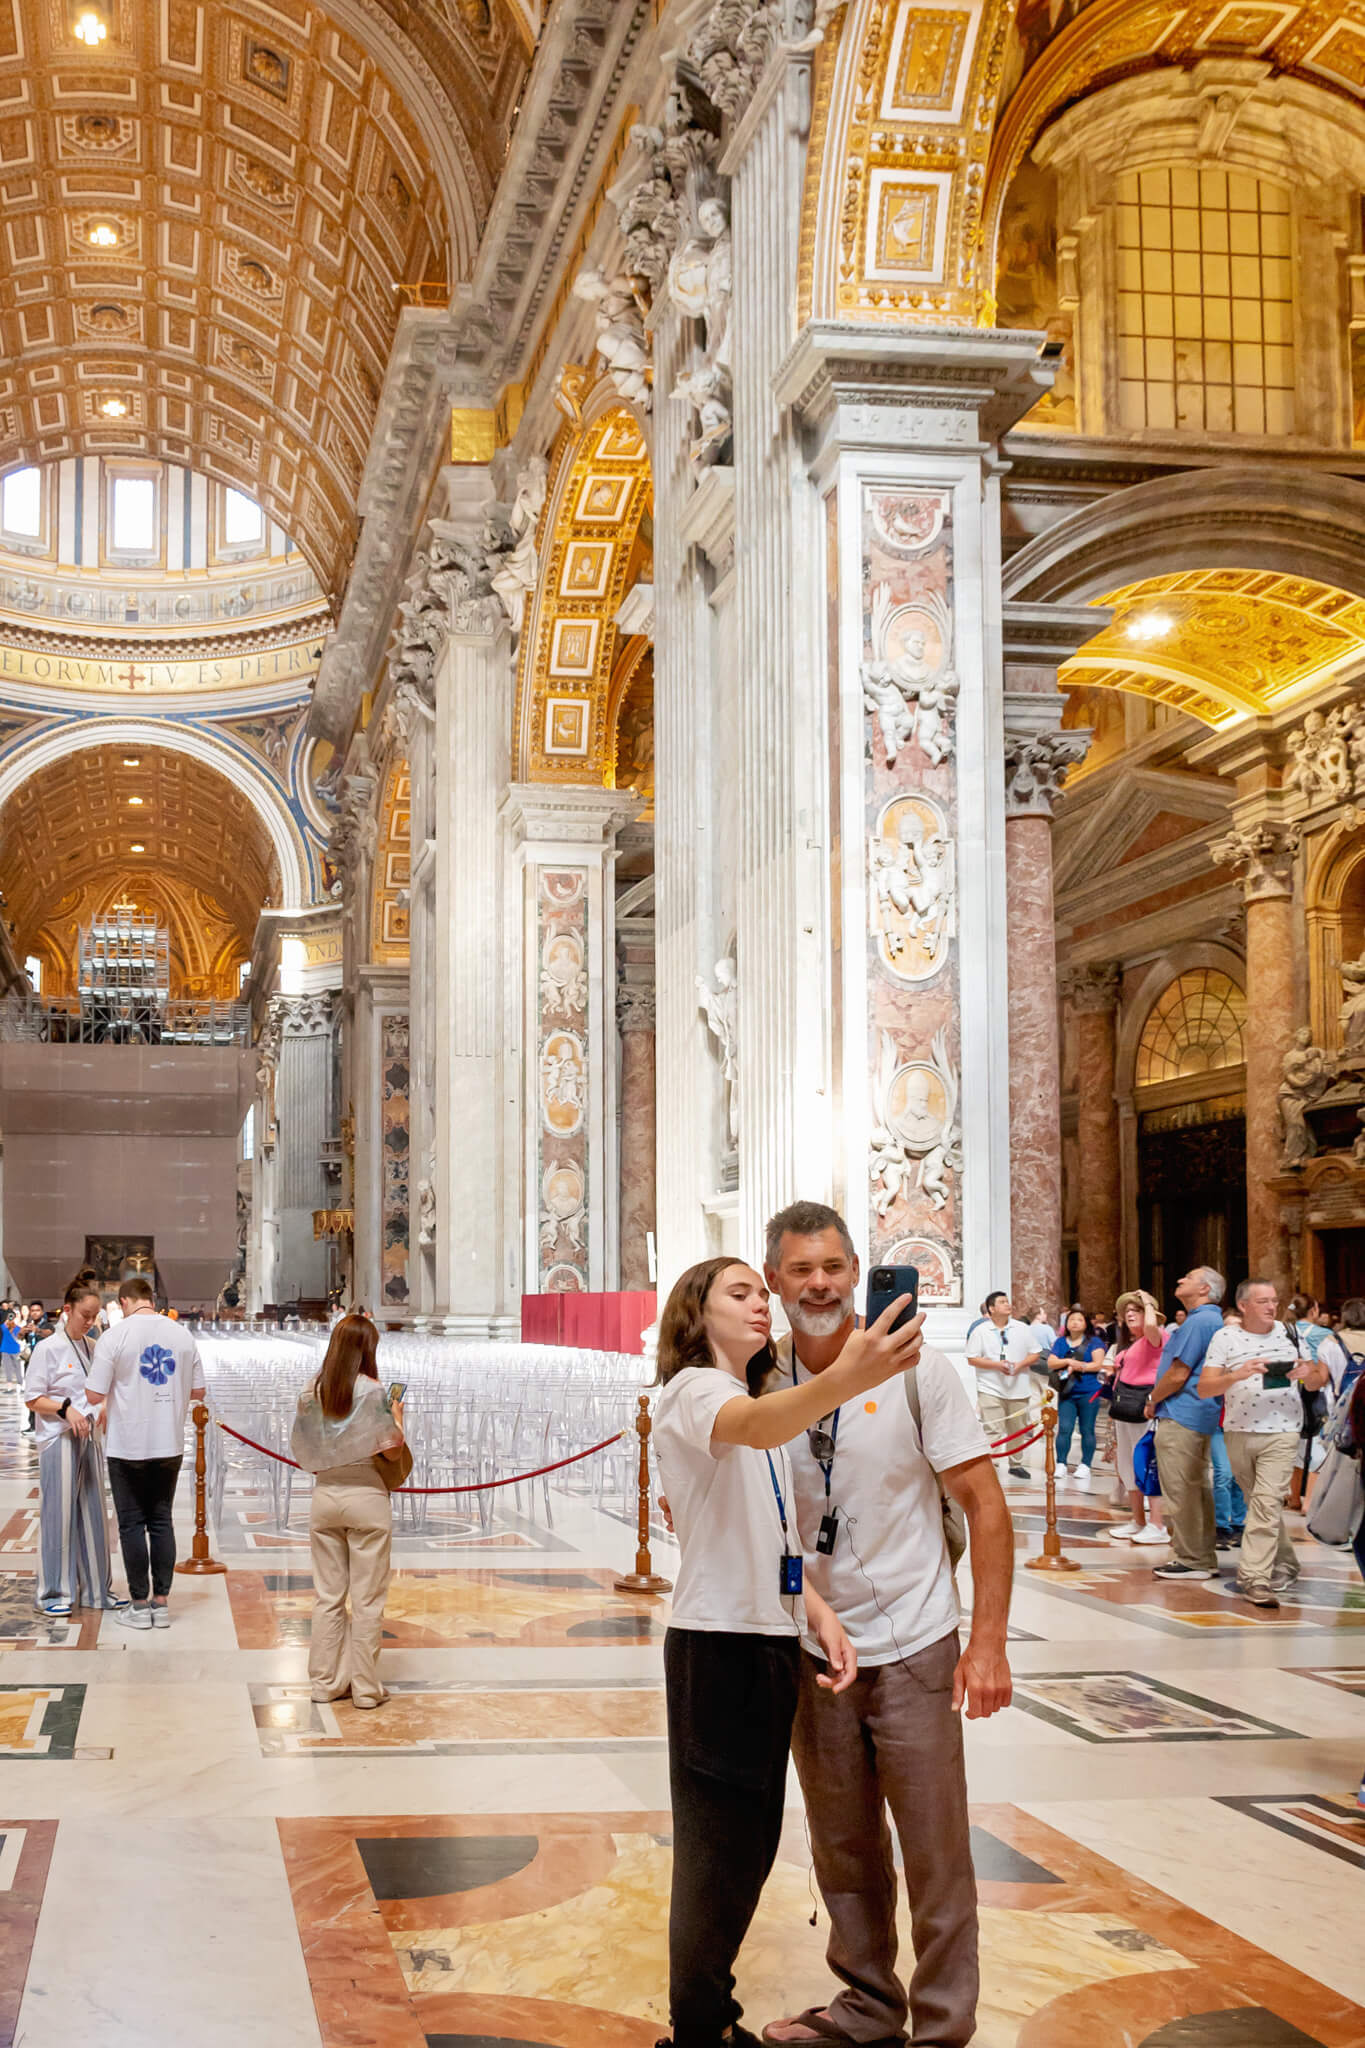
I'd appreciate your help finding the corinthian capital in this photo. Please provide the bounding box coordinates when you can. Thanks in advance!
[1003,730,1091,818]
[1062,962,1120,1014]
[1209,820,1300,902]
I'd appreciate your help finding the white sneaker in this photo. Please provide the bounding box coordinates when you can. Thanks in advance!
[150,1605,171,1629]
[117,1604,154,1630]
[1133,1525,1169,1546]
[1073,1466,1091,1489]
[1105,1522,1142,1541]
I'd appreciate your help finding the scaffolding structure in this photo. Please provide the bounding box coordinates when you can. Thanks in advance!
[76,901,169,1039]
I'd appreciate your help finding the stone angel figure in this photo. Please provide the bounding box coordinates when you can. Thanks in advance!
[1277,1026,1329,1166]
[697,954,739,1149]
[572,268,653,412]
[489,456,549,642]
[1341,956,1365,1059]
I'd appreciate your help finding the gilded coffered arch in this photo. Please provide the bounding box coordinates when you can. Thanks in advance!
[0,0,527,596]
[513,401,653,785]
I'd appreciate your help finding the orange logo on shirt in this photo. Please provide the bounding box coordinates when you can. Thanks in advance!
[864,1401,878,1414]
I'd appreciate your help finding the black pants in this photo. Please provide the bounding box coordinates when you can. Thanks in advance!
[107,1455,183,1600]
[664,1627,801,2047]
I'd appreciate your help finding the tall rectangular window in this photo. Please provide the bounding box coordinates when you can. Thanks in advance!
[111,475,156,551]
[223,487,264,545]
[1,467,42,538]
[242,1104,254,1162]
[1115,166,1293,438]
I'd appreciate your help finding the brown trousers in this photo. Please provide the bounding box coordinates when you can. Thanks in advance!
[1153,1418,1216,1572]
[308,1460,392,1709]
[1224,1429,1299,1594]
[791,1631,977,2047]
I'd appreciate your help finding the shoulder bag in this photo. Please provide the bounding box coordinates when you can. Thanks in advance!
[1108,1349,1150,1424]
[374,1440,414,1492]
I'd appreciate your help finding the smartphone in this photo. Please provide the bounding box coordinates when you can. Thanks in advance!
[865,1265,920,1334]
[386,1381,407,1406]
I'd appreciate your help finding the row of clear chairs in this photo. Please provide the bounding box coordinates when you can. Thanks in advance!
[196,1332,652,1538]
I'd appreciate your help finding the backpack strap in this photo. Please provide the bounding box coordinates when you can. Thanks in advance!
[903,1349,968,1572]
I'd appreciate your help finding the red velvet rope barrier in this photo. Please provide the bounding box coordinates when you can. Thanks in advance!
[213,1418,624,1494]
[988,1428,1043,1459]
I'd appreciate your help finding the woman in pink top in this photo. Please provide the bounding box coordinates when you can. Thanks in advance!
[1104,1290,1168,1545]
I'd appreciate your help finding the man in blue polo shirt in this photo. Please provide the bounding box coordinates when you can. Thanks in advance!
[1143,1265,1226,1581]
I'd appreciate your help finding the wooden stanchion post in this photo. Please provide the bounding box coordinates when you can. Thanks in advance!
[615,1394,672,1595]
[175,1403,227,1577]
[1025,1394,1080,1575]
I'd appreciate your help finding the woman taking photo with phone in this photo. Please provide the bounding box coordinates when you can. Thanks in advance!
[290,1313,406,1710]
[651,1257,923,2048]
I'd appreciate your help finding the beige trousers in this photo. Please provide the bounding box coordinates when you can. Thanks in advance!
[1153,1419,1216,1571]
[1224,1429,1299,1594]
[308,1460,392,1709]
[977,1391,1032,1465]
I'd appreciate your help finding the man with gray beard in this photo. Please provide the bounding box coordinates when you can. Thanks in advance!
[758,1201,1013,2048]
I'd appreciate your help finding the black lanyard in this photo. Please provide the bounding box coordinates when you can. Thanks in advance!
[792,1359,841,1504]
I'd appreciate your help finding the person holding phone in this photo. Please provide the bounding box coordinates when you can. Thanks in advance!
[1199,1278,1329,1608]
[650,1253,923,2048]
[757,1203,1014,2048]
[290,1314,405,1708]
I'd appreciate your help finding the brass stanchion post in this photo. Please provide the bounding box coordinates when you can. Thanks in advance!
[1025,1393,1080,1575]
[615,1394,672,1595]
[175,1403,227,1576]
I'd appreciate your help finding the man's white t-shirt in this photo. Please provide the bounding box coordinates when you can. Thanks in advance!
[776,1343,989,1667]
[1207,1321,1303,1434]
[652,1365,802,1637]
[86,1311,205,1461]
[970,1317,1038,1399]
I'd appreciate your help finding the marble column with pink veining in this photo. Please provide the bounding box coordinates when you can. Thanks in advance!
[1004,812,1063,1316]
[1212,822,1300,1292]
[617,988,657,1293]
[1067,962,1122,1317]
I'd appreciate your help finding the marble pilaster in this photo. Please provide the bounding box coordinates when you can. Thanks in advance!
[351,968,409,1316]
[504,786,637,1298]
[617,986,657,1293]
[1211,821,1302,1290]
[1066,962,1122,1315]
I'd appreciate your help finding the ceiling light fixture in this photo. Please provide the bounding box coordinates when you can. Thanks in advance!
[122,755,140,766]
[1125,611,1174,644]
[98,396,128,418]
[130,843,145,853]
[127,796,143,806]
[87,221,119,248]
[73,8,107,46]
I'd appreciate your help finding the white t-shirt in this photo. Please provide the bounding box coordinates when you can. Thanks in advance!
[969,1317,1038,1399]
[23,1328,99,1446]
[1208,1321,1303,1434]
[776,1341,989,1667]
[86,1311,205,1461]
[652,1365,802,1637]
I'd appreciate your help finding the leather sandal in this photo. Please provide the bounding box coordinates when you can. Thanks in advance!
[761,2012,862,2045]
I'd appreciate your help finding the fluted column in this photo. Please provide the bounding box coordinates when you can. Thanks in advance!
[617,986,657,1291]
[1003,729,1087,1315]
[1211,822,1301,1289]
[1066,963,1122,1314]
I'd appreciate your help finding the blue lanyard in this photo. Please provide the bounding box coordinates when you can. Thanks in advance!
[764,1450,791,1544]
[792,1359,841,1501]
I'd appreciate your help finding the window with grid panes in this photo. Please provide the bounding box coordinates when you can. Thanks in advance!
[1115,166,1294,437]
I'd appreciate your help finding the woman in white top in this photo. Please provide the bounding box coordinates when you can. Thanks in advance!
[24,1277,124,1617]
[651,1256,922,2048]
[291,1314,406,1710]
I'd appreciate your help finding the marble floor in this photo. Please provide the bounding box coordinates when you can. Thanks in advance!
[2,1388,1364,2047]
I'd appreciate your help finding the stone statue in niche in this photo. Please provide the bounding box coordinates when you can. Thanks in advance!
[572,268,653,412]
[869,1027,961,1216]
[667,195,733,467]
[1353,1106,1365,1164]
[1284,706,1365,805]
[697,953,739,1151]
[1278,1027,1329,1166]
[489,456,549,641]
[416,1176,436,1250]
[862,583,957,767]
[1341,956,1365,1058]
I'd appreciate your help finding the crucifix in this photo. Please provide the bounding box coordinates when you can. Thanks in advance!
[118,664,146,688]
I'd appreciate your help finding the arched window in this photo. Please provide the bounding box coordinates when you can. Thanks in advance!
[1136,970,1246,1087]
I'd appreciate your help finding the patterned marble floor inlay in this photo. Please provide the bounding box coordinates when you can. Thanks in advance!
[0,1820,56,2044]
[227,1568,668,1650]
[251,1681,665,1756]
[1009,1673,1300,1743]
[279,1806,1365,2048]
[0,1687,86,1761]
[1292,1665,1365,1698]
[1215,1792,1365,1872]
[1020,1560,1365,1634]
[0,1573,101,1651]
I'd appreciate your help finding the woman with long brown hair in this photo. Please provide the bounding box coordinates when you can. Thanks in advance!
[650,1256,922,2048]
[290,1313,406,1709]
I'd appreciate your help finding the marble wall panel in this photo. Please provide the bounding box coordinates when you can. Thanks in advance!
[535,868,590,1292]
[862,487,963,1302]
[380,1012,410,1310]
